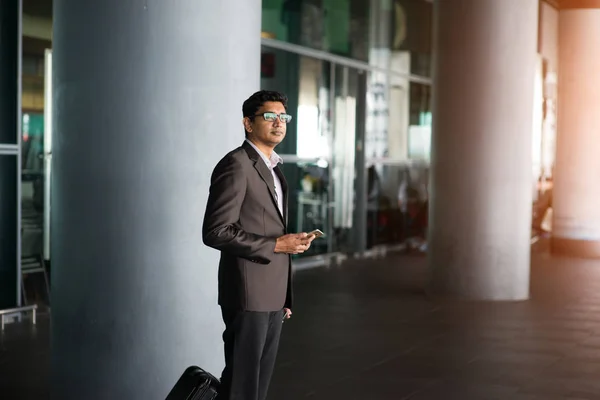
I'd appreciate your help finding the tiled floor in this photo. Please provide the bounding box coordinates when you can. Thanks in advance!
[4,240,600,399]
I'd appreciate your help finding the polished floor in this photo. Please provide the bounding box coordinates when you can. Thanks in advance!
[4,241,600,399]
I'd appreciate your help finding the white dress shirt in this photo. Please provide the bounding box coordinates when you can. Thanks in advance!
[245,139,284,216]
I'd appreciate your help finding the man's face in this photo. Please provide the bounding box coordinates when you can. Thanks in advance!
[244,101,289,147]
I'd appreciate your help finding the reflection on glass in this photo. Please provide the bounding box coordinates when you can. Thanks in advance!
[296,57,330,159]
[293,160,331,256]
[260,46,435,256]
[261,48,335,257]
[364,77,431,164]
[22,113,44,173]
[365,65,412,162]
[388,68,410,160]
[21,112,44,256]
[365,72,389,160]
[21,112,45,236]
[408,126,430,160]
[391,0,433,77]
[260,50,368,256]
[407,83,431,160]
[17,42,51,308]
[365,163,429,250]
[332,95,356,229]
[261,0,371,61]
[20,112,47,306]
[330,66,358,253]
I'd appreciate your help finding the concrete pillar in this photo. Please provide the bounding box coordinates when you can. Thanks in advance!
[428,0,538,300]
[0,0,21,309]
[552,1,600,258]
[51,1,261,398]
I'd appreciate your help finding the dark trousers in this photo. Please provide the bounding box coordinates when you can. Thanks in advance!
[218,308,285,400]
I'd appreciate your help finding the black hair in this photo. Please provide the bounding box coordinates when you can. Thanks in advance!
[242,90,288,136]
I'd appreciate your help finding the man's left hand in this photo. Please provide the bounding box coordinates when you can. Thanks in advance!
[283,308,292,320]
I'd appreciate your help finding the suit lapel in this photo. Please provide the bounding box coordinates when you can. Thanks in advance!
[243,141,286,226]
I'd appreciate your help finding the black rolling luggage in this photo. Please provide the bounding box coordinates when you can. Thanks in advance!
[166,366,220,400]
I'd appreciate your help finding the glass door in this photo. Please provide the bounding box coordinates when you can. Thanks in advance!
[261,47,334,257]
[259,47,369,257]
[19,46,51,308]
[364,69,432,251]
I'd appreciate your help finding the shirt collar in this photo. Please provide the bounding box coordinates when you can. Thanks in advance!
[245,139,283,168]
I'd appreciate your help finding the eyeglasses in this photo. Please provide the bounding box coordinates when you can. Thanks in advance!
[254,112,293,123]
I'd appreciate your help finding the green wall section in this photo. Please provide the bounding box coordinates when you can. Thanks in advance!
[262,0,353,56]
[262,0,288,42]
[324,0,350,55]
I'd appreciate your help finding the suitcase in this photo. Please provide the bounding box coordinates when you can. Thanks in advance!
[165,366,220,400]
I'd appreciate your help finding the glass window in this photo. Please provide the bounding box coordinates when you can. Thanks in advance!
[22,54,45,113]
[296,57,330,159]
[364,75,431,163]
[22,113,44,173]
[361,72,431,250]
[260,0,434,255]
[260,48,335,257]
[391,0,433,77]
[262,0,433,75]
[364,162,429,249]
[19,50,51,309]
[261,0,372,62]
[288,160,332,257]
[407,82,431,160]
[260,47,372,257]
[260,47,333,158]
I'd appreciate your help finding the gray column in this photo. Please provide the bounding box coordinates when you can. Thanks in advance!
[428,0,538,300]
[0,0,21,309]
[51,1,261,398]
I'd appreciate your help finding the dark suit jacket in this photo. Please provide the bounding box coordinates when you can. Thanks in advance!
[202,141,292,312]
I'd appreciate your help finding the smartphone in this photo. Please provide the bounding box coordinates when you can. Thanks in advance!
[308,229,325,238]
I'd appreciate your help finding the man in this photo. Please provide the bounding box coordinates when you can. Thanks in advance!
[203,90,314,400]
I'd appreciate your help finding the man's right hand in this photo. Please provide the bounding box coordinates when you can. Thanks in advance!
[274,233,314,254]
